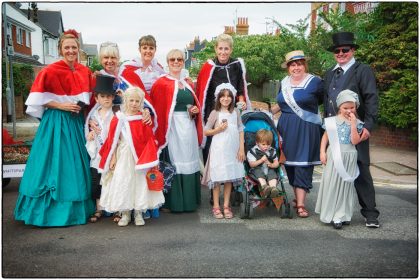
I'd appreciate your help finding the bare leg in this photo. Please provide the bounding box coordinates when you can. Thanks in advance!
[223,182,234,218]
[295,187,309,217]
[213,185,221,209]
[258,178,268,186]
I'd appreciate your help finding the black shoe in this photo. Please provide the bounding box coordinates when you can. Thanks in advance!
[342,221,351,226]
[365,218,380,228]
[332,221,342,229]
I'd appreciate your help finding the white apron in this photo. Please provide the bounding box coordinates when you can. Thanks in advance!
[167,111,200,175]
[209,111,244,182]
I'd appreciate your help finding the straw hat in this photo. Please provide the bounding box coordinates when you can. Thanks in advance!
[281,50,308,68]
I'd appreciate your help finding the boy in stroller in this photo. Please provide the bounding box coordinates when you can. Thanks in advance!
[246,129,280,198]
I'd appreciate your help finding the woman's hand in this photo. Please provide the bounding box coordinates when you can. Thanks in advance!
[320,151,327,165]
[237,97,246,110]
[142,109,152,126]
[58,102,82,113]
[89,119,101,135]
[189,105,199,115]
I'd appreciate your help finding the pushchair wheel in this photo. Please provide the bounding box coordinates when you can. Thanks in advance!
[239,202,247,219]
[280,202,293,219]
[248,201,255,219]
[230,190,242,207]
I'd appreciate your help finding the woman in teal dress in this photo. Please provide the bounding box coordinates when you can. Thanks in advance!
[150,49,204,212]
[14,30,95,226]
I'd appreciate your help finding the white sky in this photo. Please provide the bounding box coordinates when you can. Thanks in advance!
[33,2,311,66]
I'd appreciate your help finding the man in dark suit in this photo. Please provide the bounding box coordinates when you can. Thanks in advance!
[323,32,380,228]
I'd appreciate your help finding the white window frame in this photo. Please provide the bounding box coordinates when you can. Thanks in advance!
[25,30,30,47]
[16,26,23,45]
[87,56,93,66]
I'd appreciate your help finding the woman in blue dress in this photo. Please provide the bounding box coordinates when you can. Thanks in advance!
[271,50,323,218]
[14,30,95,226]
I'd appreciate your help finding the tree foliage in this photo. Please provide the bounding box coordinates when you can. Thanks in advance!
[359,2,418,135]
[88,56,102,72]
[2,62,34,101]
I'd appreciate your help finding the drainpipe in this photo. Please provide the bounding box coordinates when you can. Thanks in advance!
[3,4,16,137]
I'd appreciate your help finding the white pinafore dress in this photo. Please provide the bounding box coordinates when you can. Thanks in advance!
[209,110,244,183]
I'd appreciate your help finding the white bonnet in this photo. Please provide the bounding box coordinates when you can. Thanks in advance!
[214,83,237,100]
[336,89,360,108]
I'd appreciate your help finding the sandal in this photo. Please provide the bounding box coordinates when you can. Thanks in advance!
[296,206,309,218]
[223,206,234,219]
[89,211,102,223]
[112,212,122,223]
[212,207,224,219]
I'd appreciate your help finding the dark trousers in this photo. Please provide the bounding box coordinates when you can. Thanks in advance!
[90,168,102,200]
[354,140,380,220]
[355,161,380,219]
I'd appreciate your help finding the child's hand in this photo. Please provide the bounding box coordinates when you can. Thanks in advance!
[237,147,245,162]
[217,121,228,133]
[89,119,101,135]
[142,109,152,126]
[261,155,268,164]
[87,130,96,141]
[320,151,327,165]
[349,112,357,124]
[110,153,116,170]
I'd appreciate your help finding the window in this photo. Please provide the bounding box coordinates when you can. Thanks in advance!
[87,56,93,66]
[44,38,57,56]
[16,27,23,45]
[25,30,30,47]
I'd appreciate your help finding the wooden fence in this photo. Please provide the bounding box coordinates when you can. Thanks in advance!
[247,80,280,102]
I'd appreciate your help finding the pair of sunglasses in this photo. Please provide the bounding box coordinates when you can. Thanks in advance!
[334,47,352,54]
[169,57,184,62]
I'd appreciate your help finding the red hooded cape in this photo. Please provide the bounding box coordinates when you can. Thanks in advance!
[25,60,93,118]
[98,111,159,173]
[150,75,204,150]
[195,58,252,128]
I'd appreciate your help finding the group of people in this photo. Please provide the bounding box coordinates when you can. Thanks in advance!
[14,30,380,230]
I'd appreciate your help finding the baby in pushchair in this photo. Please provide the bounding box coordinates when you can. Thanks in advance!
[237,110,291,219]
[246,129,280,199]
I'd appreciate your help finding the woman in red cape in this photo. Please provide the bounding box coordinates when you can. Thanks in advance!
[151,49,203,212]
[14,30,95,227]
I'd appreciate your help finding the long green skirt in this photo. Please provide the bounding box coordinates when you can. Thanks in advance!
[161,148,201,212]
[14,109,95,227]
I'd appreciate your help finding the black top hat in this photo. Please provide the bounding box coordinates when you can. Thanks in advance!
[93,74,116,95]
[328,32,359,52]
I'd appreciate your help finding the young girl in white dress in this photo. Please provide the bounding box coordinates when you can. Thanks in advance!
[98,87,164,227]
[202,83,245,219]
[315,89,363,229]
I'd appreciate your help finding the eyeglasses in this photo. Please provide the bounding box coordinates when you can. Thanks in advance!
[334,47,352,54]
[169,57,184,63]
[100,42,118,48]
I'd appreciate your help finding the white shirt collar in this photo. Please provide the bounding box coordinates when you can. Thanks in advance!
[333,57,356,74]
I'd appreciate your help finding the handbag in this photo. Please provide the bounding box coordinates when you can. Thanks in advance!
[146,166,164,191]
[159,161,176,193]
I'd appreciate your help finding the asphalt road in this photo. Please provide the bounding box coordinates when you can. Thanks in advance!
[2,174,418,278]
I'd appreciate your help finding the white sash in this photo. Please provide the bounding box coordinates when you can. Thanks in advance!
[281,76,322,126]
[325,117,359,182]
